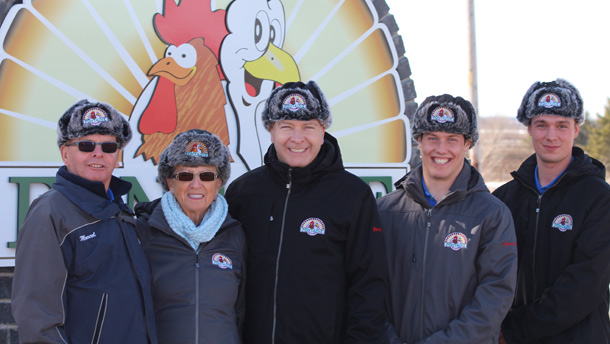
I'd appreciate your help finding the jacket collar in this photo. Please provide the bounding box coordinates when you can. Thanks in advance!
[512,146,606,188]
[398,159,488,207]
[53,166,133,219]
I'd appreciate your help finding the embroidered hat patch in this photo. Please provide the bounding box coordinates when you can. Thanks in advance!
[282,93,307,112]
[431,106,455,124]
[444,232,468,251]
[212,253,233,269]
[551,214,573,232]
[300,217,325,236]
[185,141,209,157]
[537,93,562,109]
[82,107,109,126]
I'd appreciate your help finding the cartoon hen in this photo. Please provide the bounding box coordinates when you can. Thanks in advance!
[132,0,229,164]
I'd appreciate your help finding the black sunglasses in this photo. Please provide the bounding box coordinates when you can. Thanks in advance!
[67,141,119,153]
[172,171,218,182]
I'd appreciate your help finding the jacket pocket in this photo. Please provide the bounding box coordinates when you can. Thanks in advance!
[91,293,108,344]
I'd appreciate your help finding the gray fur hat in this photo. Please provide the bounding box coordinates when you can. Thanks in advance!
[57,99,132,148]
[517,78,584,125]
[412,94,478,148]
[157,129,231,191]
[262,80,332,130]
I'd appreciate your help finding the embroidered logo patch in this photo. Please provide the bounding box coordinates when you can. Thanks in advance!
[444,232,468,251]
[282,93,307,112]
[212,253,233,269]
[82,107,109,126]
[537,93,561,109]
[300,218,325,236]
[431,107,455,124]
[185,141,209,157]
[551,214,573,232]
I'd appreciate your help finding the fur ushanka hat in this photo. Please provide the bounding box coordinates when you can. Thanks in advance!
[411,94,478,148]
[262,80,332,130]
[157,129,231,191]
[57,99,132,148]
[517,78,584,125]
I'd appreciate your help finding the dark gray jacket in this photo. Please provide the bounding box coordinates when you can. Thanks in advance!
[135,198,246,344]
[377,161,517,344]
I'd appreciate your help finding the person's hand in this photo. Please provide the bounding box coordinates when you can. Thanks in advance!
[498,330,507,344]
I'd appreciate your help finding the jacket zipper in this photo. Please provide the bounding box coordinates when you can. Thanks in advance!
[91,293,108,344]
[195,250,201,344]
[419,208,432,341]
[272,168,292,344]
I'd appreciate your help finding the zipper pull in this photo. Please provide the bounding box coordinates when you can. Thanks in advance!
[286,168,292,189]
[412,254,417,263]
[195,254,200,268]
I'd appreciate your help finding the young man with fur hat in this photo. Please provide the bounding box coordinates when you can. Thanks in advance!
[225,80,388,343]
[377,94,517,344]
[492,79,610,343]
[12,100,157,343]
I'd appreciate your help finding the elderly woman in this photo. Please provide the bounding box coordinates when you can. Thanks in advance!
[135,129,245,344]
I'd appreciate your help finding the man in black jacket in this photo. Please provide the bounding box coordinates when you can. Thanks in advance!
[225,81,388,344]
[493,79,610,343]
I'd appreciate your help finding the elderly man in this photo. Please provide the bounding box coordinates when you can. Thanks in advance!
[12,99,157,343]
[493,79,610,343]
[225,81,387,344]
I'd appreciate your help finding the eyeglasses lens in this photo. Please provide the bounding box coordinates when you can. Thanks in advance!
[73,141,118,153]
[175,172,217,182]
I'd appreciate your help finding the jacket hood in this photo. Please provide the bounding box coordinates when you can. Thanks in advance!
[396,159,488,207]
[263,132,344,186]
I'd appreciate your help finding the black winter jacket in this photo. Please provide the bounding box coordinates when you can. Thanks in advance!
[135,198,246,344]
[493,147,610,343]
[225,133,388,344]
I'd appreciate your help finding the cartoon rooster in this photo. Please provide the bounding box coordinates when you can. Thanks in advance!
[132,0,229,164]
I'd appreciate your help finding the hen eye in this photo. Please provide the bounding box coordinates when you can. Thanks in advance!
[254,11,271,52]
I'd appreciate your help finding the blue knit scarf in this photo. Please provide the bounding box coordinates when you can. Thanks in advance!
[161,191,228,250]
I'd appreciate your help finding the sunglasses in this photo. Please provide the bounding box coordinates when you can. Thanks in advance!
[66,141,119,153]
[172,171,218,182]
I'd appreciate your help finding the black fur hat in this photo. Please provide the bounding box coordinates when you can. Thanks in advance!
[517,78,584,125]
[157,129,231,191]
[262,80,332,130]
[57,99,132,148]
[412,94,478,148]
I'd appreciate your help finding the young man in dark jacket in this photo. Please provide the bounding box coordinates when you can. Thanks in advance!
[493,79,610,344]
[12,100,157,344]
[378,95,517,344]
[225,81,388,344]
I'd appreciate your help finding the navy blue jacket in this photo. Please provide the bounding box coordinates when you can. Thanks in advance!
[12,166,157,344]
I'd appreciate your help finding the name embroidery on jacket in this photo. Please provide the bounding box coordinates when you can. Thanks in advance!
[79,232,97,241]
[444,232,468,251]
[212,253,233,269]
[551,214,573,232]
[299,218,325,236]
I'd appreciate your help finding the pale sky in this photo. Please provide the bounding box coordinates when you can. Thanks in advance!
[385,0,610,119]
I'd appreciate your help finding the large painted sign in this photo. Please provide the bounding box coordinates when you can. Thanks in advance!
[0,0,411,265]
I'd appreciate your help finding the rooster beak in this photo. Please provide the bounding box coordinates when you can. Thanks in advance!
[244,43,300,85]
[148,57,197,87]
